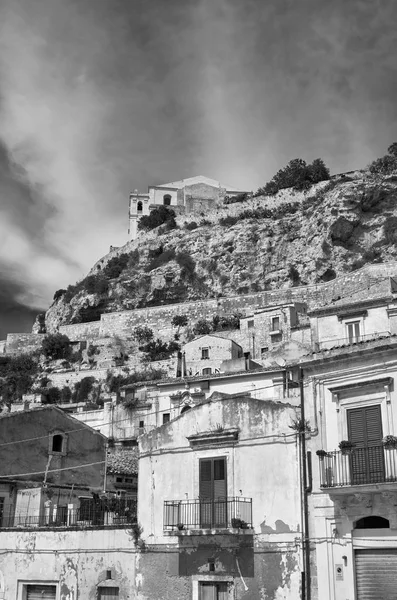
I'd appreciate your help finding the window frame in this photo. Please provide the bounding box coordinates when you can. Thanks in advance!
[48,431,67,456]
[17,581,59,600]
[271,315,280,332]
[192,578,233,600]
[345,319,361,343]
[201,348,210,360]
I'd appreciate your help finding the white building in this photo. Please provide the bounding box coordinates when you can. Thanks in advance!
[128,175,248,240]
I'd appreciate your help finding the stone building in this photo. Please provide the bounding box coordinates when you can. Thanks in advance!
[128,175,248,240]
[137,391,302,599]
[302,293,397,600]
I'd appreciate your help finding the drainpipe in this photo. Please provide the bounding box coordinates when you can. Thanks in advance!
[299,367,311,600]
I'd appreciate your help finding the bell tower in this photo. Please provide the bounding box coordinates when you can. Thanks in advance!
[128,189,149,240]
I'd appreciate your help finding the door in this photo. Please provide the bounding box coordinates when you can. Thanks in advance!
[199,458,227,528]
[355,549,397,599]
[347,321,361,343]
[26,585,56,600]
[200,582,228,600]
[347,405,384,484]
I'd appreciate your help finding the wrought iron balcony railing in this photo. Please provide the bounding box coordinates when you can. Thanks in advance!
[315,331,392,352]
[0,505,137,529]
[163,497,252,531]
[318,444,397,488]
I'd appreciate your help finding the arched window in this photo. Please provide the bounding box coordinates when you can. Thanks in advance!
[181,405,191,415]
[163,195,171,206]
[137,201,143,213]
[355,516,390,529]
[52,434,64,453]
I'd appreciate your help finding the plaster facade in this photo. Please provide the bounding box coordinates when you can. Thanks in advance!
[303,296,397,600]
[137,395,302,599]
[0,528,135,600]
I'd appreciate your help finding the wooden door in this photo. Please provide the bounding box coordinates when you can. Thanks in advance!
[199,458,227,528]
[347,405,384,484]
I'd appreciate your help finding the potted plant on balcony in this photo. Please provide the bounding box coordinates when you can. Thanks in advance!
[383,435,397,450]
[338,440,355,455]
[316,449,330,460]
[176,522,185,531]
[231,518,249,529]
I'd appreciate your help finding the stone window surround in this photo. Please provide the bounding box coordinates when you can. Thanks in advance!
[17,581,59,600]
[330,377,394,441]
[192,575,234,600]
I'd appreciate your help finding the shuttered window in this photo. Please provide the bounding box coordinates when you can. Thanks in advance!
[347,405,384,484]
[199,458,227,528]
[355,549,397,599]
[98,587,119,599]
[26,585,56,600]
[200,582,228,600]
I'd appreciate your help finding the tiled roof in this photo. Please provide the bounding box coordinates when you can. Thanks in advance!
[107,448,138,475]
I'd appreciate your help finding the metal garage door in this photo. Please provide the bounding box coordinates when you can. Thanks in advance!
[355,549,397,599]
[26,585,56,600]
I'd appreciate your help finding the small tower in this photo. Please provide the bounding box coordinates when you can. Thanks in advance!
[128,189,150,241]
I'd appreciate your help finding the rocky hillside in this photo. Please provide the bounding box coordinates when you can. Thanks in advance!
[45,171,397,332]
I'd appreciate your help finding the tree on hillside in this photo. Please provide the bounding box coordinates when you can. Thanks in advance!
[256,157,330,196]
[138,206,176,231]
[42,333,72,360]
[369,143,397,175]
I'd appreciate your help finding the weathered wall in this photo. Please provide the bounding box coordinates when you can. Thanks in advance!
[5,333,44,355]
[59,321,101,341]
[0,528,135,600]
[135,537,300,600]
[0,407,106,487]
[138,397,300,542]
[5,263,397,357]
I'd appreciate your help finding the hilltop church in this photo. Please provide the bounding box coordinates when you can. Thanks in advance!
[128,175,248,239]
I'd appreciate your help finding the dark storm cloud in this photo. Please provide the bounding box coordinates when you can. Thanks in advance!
[0,0,396,337]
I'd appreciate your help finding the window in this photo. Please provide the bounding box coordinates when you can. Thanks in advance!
[271,316,280,331]
[199,457,227,528]
[52,434,64,453]
[98,587,119,599]
[139,420,145,430]
[137,201,143,213]
[25,584,57,600]
[202,367,212,376]
[181,405,191,414]
[261,347,268,355]
[247,320,254,329]
[199,582,228,600]
[163,194,171,206]
[163,413,170,424]
[347,405,384,484]
[0,497,4,526]
[201,348,209,359]
[346,320,360,343]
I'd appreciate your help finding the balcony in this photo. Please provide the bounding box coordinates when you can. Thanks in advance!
[163,497,252,533]
[315,331,392,352]
[0,502,137,530]
[319,445,397,489]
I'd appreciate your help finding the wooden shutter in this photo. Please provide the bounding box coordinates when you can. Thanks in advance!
[200,582,228,600]
[98,587,119,599]
[26,585,56,600]
[348,406,384,484]
[199,460,213,500]
[355,549,397,599]
[199,458,227,528]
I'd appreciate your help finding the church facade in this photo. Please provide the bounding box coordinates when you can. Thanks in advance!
[128,175,248,240]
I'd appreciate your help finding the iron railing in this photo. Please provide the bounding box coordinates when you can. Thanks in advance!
[0,504,137,529]
[315,331,392,351]
[163,497,252,531]
[319,445,397,488]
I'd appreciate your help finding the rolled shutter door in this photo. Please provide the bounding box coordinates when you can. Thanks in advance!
[355,548,397,599]
[26,585,56,600]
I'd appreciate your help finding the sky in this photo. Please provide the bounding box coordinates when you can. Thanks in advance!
[0,0,396,338]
